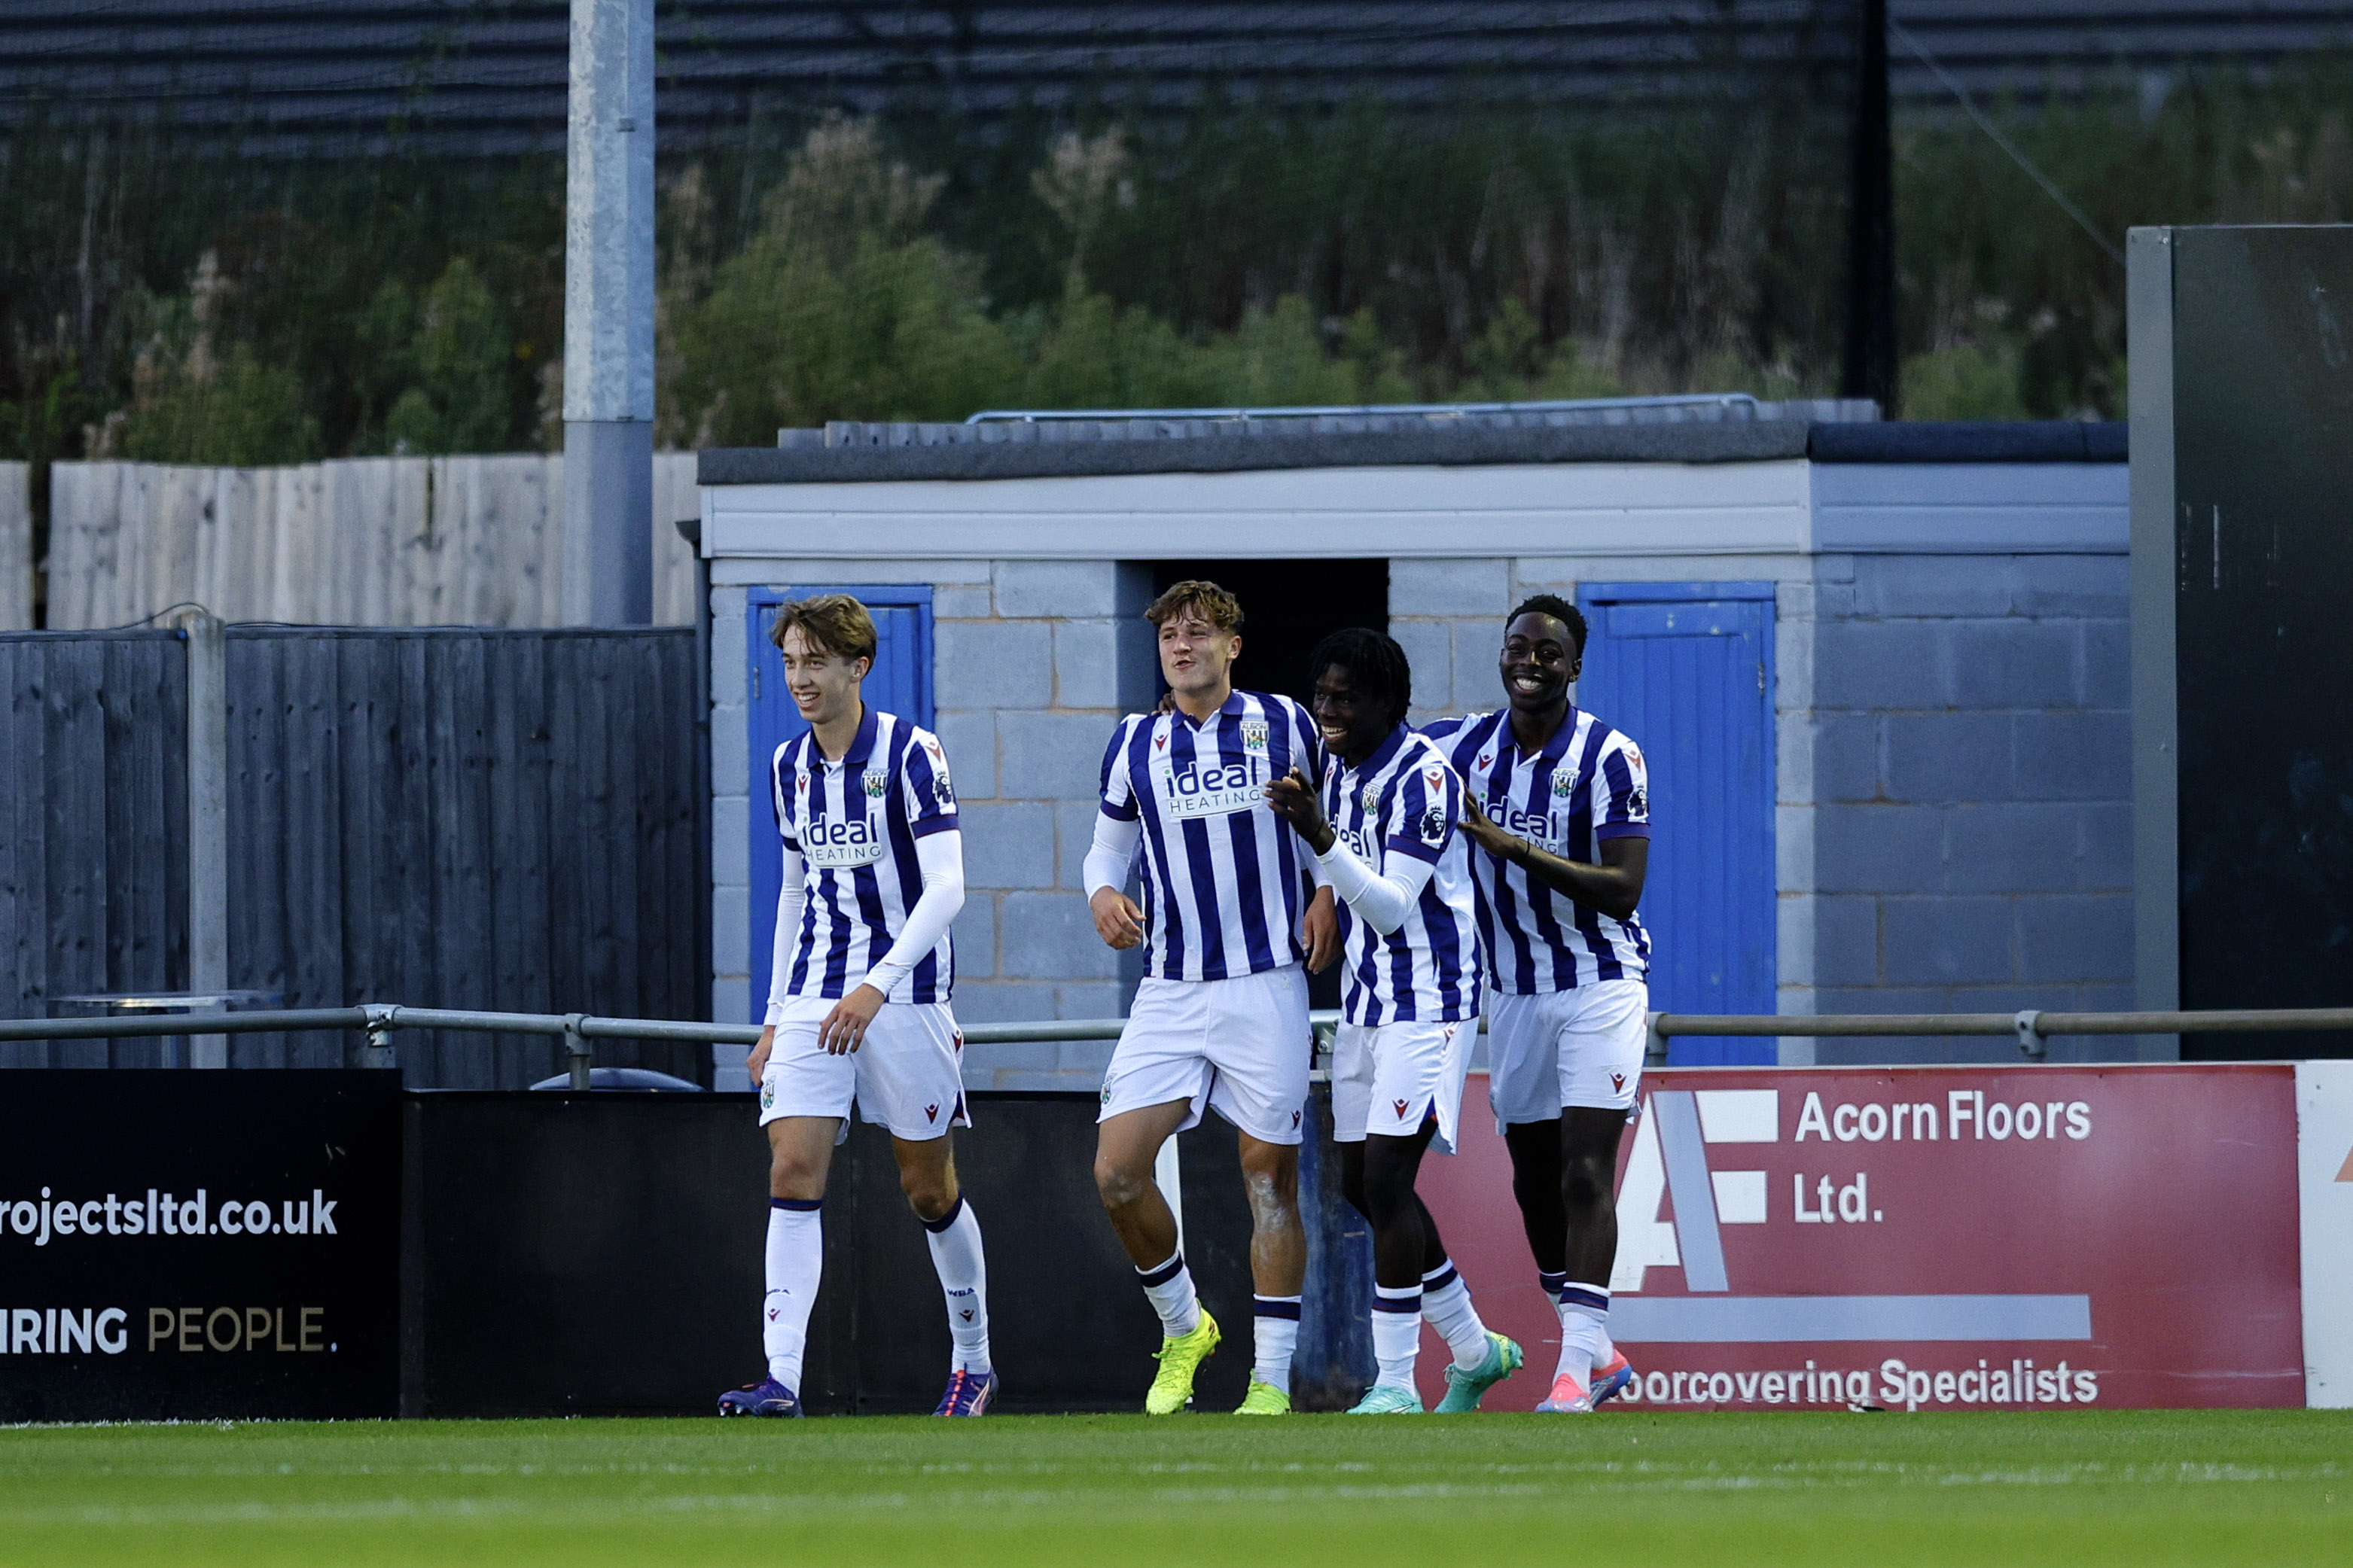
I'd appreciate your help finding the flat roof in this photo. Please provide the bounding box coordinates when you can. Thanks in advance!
[698,419,2126,486]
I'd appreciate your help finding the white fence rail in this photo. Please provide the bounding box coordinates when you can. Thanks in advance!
[43,453,700,629]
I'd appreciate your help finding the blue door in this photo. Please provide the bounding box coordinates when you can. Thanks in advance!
[745,587,934,1023]
[1573,582,1775,1063]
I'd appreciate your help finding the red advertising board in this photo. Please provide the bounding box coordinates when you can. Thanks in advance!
[1414,1064,2304,1411]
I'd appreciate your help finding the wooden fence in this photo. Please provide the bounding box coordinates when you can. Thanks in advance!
[0,627,709,1086]
[1,462,27,631]
[43,453,700,630]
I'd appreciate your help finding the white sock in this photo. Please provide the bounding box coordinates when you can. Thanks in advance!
[1252,1297,1300,1393]
[1372,1285,1422,1390]
[764,1198,824,1390]
[923,1195,992,1375]
[1137,1250,1201,1338]
[1419,1259,1491,1372]
[1557,1281,1609,1387]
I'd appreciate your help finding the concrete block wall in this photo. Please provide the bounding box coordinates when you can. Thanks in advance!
[1391,557,1516,725]
[711,560,1156,1089]
[1390,550,2132,1066]
[1786,554,2133,1063]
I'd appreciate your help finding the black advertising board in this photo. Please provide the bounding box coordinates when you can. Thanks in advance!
[2169,227,2353,1054]
[0,1070,400,1420]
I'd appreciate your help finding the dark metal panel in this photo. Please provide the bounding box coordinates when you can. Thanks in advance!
[2169,225,2353,1059]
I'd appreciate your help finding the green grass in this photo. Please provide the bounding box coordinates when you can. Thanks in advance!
[1,1411,2347,1566]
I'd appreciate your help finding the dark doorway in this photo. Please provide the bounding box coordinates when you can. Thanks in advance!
[1147,559,1388,709]
[1148,558,1388,1010]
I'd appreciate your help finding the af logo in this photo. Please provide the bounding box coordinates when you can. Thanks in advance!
[1423,765,1445,792]
[1240,718,1269,753]
[1291,1109,1302,1130]
[1476,753,1493,770]
[1550,766,1580,799]
[1154,732,1167,751]
[1626,785,1650,818]
[925,1103,940,1122]
[1611,1071,1626,1093]
[861,768,888,798]
[1393,1098,1410,1119]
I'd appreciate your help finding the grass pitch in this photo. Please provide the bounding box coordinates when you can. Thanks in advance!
[1,1411,2346,1567]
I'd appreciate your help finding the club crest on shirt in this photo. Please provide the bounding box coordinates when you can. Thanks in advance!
[861,768,888,798]
[1360,781,1380,812]
[1550,767,1580,798]
[1241,718,1269,753]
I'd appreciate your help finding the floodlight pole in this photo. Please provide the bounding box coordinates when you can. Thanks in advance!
[562,0,654,626]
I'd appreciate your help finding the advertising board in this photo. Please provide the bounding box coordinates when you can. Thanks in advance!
[1417,1064,2304,1411]
[0,1070,400,1421]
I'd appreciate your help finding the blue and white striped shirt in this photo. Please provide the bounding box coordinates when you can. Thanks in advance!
[769,706,958,1004]
[1099,690,1323,983]
[1321,723,1483,1026]
[1422,707,1651,994]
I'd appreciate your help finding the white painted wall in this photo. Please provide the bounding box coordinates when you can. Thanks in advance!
[706,455,2132,1066]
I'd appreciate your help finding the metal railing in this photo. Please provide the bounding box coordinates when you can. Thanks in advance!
[964,394,1763,424]
[5,1003,2351,1085]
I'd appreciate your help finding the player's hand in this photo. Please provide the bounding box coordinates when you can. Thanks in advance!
[1266,767,1335,854]
[1303,884,1341,973]
[745,1024,776,1081]
[818,985,885,1055]
[1090,885,1145,950]
[1459,793,1516,857]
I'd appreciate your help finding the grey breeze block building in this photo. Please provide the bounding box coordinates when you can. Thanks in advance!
[694,412,2134,1087]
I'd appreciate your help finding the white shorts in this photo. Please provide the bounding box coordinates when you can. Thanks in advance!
[1488,979,1650,1125]
[1098,966,1312,1146]
[759,996,969,1143]
[1330,1017,1477,1155]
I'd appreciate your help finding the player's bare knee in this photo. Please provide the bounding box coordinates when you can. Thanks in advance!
[1093,1154,1151,1210]
[769,1149,825,1201]
[1562,1151,1612,1210]
[900,1167,957,1222]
